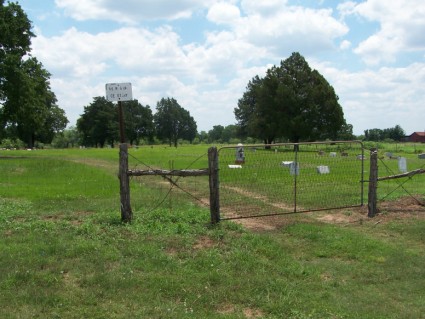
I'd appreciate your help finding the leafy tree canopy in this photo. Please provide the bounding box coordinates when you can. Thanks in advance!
[364,125,405,142]
[0,1,67,147]
[235,52,348,144]
[154,97,197,147]
[123,100,154,145]
[77,97,117,148]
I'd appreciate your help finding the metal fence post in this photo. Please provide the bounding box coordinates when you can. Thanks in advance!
[208,147,220,224]
[368,148,378,217]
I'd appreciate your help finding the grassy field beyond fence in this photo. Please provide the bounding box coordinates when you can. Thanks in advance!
[0,145,424,318]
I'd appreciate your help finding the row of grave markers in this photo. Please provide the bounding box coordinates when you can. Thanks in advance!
[228,150,414,175]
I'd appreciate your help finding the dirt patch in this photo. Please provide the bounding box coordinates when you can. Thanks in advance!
[314,207,367,225]
[217,304,235,315]
[222,185,294,212]
[309,197,425,226]
[42,211,93,226]
[193,236,216,250]
[243,308,264,318]
[233,216,279,231]
[217,304,263,318]
[223,196,425,231]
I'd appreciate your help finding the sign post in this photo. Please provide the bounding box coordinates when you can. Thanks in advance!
[105,82,133,222]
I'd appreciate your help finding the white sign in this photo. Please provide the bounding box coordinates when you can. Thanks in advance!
[105,82,132,101]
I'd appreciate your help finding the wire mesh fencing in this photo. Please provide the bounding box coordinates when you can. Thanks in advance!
[127,149,211,214]
[217,141,365,220]
[377,151,425,205]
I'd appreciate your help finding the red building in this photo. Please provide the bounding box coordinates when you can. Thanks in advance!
[407,132,425,143]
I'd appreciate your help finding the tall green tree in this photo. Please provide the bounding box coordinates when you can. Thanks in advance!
[154,97,197,147]
[208,125,224,143]
[76,97,117,148]
[235,52,347,144]
[123,100,154,145]
[1,57,68,147]
[0,1,67,147]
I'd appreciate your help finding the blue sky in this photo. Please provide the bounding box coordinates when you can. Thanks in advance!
[17,0,425,135]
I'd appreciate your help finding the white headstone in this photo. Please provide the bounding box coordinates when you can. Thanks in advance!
[330,152,336,157]
[290,162,299,175]
[317,165,330,174]
[398,157,407,173]
[281,161,294,167]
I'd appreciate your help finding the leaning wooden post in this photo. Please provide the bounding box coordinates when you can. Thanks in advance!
[368,148,378,217]
[119,143,132,222]
[208,147,220,224]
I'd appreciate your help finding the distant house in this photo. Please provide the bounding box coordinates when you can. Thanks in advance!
[407,132,425,143]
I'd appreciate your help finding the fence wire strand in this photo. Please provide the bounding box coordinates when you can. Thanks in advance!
[378,155,425,206]
[127,149,210,213]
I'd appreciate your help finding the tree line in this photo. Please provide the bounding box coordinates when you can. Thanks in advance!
[363,125,405,142]
[76,96,197,148]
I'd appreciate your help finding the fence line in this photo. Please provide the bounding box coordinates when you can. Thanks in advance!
[122,142,423,224]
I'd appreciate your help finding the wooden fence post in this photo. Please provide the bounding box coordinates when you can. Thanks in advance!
[368,148,378,217]
[119,143,132,222]
[208,146,220,224]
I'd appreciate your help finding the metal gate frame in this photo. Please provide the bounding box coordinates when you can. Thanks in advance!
[216,141,365,221]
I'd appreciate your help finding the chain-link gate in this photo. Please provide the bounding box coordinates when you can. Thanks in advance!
[217,141,364,220]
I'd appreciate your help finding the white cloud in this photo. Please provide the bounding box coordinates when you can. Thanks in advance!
[340,40,351,50]
[313,61,425,134]
[33,28,110,77]
[207,2,241,25]
[348,0,425,65]
[54,0,208,22]
[220,2,349,57]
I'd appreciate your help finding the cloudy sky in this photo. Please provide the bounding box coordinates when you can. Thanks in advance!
[18,0,425,135]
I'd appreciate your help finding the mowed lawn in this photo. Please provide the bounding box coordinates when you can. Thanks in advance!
[0,146,424,318]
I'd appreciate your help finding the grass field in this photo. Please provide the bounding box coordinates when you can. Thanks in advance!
[0,144,424,318]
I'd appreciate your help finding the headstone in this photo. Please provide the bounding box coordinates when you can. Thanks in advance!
[398,157,407,173]
[357,155,366,160]
[290,162,299,175]
[235,143,245,164]
[317,165,330,174]
[281,161,294,167]
[385,152,393,159]
[418,153,425,159]
[228,165,242,169]
[330,152,336,157]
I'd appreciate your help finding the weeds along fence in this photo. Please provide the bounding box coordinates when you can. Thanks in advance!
[125,141,366,223]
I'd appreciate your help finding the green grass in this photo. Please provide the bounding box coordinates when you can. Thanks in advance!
[1,146,424,318]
